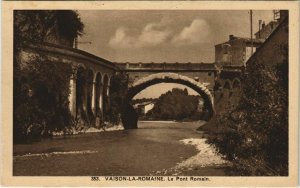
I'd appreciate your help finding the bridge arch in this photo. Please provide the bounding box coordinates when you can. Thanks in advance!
[93,72,102,116]
[102,74,110,121]
[86,69,94,119]
[126,72,215,120]
[75,66,88,121]
[232,78,241,90]
[222,79,232,99]
[223,79,232,90]
[231,78,242,106]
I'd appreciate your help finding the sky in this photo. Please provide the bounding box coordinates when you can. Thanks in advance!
[77,10,274,98]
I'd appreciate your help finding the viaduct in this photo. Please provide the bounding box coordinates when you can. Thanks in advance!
[20,41,243,127]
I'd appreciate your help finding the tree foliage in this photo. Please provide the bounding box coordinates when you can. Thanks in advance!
[148,88,203,121]
[14,10,84,44]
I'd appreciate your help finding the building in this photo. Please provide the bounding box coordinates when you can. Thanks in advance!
[255,21,279,41]
[215,10,288,67]
[215,35,264,66]
[255,10,288,41]
[246,12,288,68]
[134,101,155,115]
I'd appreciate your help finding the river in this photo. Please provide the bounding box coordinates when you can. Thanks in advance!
[13,121,227,176]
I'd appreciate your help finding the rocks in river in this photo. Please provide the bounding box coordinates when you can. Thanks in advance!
[177,138,228,168]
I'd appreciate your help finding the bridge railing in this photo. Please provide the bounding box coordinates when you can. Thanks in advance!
[115,62,217,71]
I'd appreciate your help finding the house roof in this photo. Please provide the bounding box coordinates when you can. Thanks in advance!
[215,36,264,47]
[254,21,279,36]
[246,16,288,67]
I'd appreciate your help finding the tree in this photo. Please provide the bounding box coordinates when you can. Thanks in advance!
[14,10,83,46]
[149,88,202,121]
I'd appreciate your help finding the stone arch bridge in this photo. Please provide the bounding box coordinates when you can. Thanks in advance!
[20,41,243,127]
[117,62,243,121]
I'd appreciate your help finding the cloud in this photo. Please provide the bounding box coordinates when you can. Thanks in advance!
[109,19,172,49]
[172,19,212,45]
[108,27,135,49]
[108,18,212,49]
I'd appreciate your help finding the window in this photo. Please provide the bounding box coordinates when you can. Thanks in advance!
[223,44,231,54]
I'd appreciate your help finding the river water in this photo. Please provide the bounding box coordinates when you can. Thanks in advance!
[13,121,227,176]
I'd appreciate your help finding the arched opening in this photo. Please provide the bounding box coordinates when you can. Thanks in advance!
[223,80,232,98]
[102,74,109,121]
[231,78,242,105]
[94,72,102,117]
[122,73,215,129]
[232,78,241,90]
[76,66,88,122]
[213,81,223,103]
[86,69,94,124]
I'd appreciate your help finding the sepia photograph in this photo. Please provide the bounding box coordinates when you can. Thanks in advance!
[1,1,299,186]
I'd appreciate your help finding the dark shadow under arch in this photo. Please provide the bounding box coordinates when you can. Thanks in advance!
[232,78,241,89]
[102,74,109,121]
[76,66,87,121]
[94,72,102,116]
[86,69,94,121]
